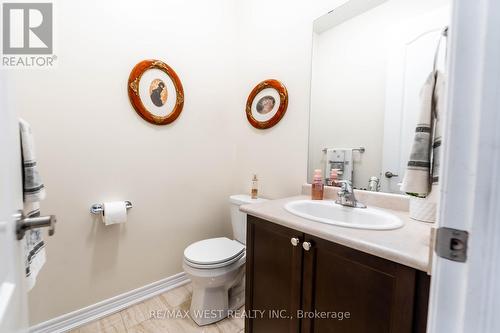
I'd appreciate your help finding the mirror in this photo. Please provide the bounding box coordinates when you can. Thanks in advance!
[308,0,450,193]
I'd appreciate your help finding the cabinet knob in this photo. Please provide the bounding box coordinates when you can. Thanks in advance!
[291,237,300,247]
[302,241,312,251]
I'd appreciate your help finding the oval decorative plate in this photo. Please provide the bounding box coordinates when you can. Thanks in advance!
[245,79,288,129]
[128,59,184,125]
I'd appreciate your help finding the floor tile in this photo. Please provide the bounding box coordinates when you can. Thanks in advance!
[141,296,169,319]
[176,318,222,333]
[119,301,149,328]
[74,283,243,333]
[216,307,245,333]
[216,317,244,333]
[160,284,192,308]
[79,312,126,333]
[128,317,220,333]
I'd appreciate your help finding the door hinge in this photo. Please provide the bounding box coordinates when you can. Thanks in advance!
[435,227,468,262]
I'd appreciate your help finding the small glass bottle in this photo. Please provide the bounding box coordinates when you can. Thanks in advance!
[367,176,380,192]
[311,169,324,200]
[327,169,339,187]
[251,174,258,199]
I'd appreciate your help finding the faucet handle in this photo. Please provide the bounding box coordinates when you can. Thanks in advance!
[337,180,352,191]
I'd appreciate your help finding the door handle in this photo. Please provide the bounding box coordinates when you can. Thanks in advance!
[302,241,312,251]
[384,171,399,179]
[291,237,300,247]
[14,210,56,240]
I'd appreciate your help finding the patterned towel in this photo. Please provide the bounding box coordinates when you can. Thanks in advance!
[20,118,47,291]
[400,70,445,197]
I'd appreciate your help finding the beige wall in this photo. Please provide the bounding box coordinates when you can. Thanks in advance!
[231,0,341,198]
[10,0,341,325]
[14,0,239,324]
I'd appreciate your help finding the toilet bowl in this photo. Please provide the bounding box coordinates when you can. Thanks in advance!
[183,195,267,326]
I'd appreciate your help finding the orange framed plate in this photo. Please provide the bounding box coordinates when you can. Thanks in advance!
[245,79,288,129]
[128,59,184,125]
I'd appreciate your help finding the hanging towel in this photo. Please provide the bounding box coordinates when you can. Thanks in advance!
[20,118,47,291]
[431,72,445,187]
[401,70,446,197]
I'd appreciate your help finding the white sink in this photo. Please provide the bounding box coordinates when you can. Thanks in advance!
[284,200,403,230]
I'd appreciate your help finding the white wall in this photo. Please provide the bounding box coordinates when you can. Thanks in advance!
[10,0,347,324]
[231,0,342,198]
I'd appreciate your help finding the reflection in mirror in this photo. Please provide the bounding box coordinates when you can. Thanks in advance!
[308,0,450,193]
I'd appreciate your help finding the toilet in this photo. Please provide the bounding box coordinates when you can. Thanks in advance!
[183,194,267,326]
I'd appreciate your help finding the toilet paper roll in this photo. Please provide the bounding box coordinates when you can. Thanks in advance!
[102,201,127,225]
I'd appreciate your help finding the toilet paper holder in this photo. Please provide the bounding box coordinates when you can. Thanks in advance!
[90,201,133,215]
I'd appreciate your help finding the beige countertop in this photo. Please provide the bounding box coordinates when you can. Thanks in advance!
[240,194,433,273]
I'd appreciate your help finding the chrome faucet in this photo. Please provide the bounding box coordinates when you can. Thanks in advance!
[335,180,366,208]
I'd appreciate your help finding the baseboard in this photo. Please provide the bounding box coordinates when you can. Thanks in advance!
[29,272,190,333]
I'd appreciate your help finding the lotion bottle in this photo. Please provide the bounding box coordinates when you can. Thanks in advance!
[251,174,258,199]
[311,169,324,200]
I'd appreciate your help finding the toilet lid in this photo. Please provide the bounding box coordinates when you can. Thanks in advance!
[184,237,245,266]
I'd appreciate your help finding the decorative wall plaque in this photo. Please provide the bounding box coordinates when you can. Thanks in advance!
[246,79,288,129]
[128,59,184,125]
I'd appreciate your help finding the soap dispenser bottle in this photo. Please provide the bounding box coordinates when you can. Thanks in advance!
[251,174,259,199]
[311,169,324,200]
[327,169,339,187]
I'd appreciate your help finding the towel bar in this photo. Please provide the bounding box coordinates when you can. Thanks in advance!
[322,147,365,153]
[90,201,132,214]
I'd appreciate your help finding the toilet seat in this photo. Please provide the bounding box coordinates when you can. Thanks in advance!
[184,237,245,269]
[184,252,245,269]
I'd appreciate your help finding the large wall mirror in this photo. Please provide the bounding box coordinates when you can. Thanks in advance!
[308,0,450,193]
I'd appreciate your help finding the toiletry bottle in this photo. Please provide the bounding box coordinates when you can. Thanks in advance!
[327,169,339,187]
[368,176,380,192]
[311,169,324,200]
[251,174,258,199]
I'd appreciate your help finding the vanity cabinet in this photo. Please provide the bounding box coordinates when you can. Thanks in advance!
[245,216,430,333]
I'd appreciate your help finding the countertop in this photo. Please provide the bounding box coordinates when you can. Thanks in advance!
[240,195,432,273]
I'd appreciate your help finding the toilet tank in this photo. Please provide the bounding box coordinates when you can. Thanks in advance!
[229,195,268,244]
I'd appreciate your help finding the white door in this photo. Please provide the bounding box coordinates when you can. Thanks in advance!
[381,6,450,193]
[0,73,29,332]
[427,0,500,332]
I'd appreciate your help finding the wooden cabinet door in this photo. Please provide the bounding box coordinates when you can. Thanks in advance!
[245,216,304,333]
[301,235,417,333]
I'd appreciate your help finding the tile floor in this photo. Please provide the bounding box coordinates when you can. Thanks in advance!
[69,283,244,333]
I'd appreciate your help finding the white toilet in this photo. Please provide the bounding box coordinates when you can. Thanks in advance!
[183,194,267,326]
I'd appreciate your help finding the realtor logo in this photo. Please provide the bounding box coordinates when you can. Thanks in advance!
[2,2,56,67]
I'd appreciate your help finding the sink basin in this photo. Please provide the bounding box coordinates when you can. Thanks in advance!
[284,200,403,230]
